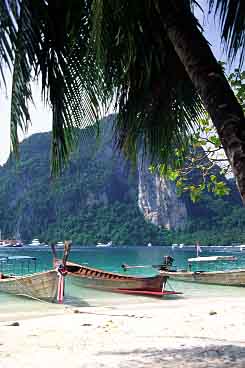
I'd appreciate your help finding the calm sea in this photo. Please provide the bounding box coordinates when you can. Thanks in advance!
[1,245,245,315]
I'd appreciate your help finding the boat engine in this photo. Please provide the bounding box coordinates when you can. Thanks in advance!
[160,256,174,271]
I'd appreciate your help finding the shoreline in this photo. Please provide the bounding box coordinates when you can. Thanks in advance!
[1,295,245,367]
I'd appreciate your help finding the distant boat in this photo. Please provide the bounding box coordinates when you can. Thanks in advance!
[29,238,41,246]
[0,240,23,247]
[0,241,12,247]
[10,241,23,247]
[56,241,64,247]
[96,241,112,248]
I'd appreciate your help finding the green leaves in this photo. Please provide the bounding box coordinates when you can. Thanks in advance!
[208,135,221,147]
[213,181,230,196]
[228,69,245,109]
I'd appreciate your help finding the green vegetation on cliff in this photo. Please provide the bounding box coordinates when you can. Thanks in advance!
[0,120,167,245]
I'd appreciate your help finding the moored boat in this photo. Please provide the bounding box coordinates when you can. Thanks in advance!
[161,268,245,286]
[159,255,245,287]
[0,269,58,301]
[0,247,71,302]
[64,261,180,297]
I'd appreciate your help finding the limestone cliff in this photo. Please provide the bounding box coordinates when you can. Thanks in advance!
[138,160,187,230]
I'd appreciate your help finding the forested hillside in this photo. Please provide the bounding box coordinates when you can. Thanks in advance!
[0,116,244,246]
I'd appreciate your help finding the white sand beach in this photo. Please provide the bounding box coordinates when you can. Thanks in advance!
[1,294,245,367]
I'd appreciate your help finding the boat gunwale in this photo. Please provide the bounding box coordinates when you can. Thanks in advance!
[0,269,57,282]
[66,261,166,281]
[68,271,165,282]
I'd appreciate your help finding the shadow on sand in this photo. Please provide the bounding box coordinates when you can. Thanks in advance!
[97,344,245,367]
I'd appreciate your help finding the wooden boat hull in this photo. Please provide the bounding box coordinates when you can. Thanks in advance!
[66,261,170,296]
[161,269,245,286]
[0,270,58,301]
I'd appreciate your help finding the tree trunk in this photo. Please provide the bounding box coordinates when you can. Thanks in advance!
[160,1,245,203]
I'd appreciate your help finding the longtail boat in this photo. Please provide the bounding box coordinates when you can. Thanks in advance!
[0,269,59,301]
[64,260,180,297]
[158,255,245,287]
[0,246,71,302]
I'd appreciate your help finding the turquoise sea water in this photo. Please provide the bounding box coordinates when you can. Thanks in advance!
[1,246,245,315]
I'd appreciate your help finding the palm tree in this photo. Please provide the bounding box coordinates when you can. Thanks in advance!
[0,1,245,198]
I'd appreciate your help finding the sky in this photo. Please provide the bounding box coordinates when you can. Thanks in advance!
[0,3,228,165]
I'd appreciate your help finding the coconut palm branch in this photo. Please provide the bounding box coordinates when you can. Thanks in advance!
[0,0,17,87]
[91,0,205,166]
[1,0,105,173]
[209,0,245,67]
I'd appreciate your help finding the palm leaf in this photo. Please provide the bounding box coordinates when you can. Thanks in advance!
[91,0,205,167]
[0,0,17,87]
[209,0,245,67]
[10,0,34,157]
[5,0,105,174]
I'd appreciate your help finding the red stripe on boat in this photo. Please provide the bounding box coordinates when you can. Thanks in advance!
[115,289,182,296]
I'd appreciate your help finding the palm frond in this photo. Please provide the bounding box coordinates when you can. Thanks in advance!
[4,0,105,174]
[10,0,35,157]
[209,0,245,68]
[0,0,17,87]
[91,0,205,167]
[43,1,105,174]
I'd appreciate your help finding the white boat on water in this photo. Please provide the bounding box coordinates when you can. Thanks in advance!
[56,241,64,247]
[96,241,112,248]
[29,238,41,246]
[0,241,12,247]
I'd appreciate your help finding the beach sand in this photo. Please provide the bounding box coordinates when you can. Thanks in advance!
[1,295,245,367]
